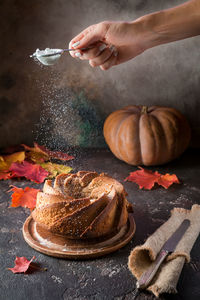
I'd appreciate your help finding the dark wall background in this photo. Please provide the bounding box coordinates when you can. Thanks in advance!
[1,0,200,150]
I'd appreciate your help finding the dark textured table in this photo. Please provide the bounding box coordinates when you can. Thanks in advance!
[0,148,200,300]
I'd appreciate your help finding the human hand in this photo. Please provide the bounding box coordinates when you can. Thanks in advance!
[69,21,148,70]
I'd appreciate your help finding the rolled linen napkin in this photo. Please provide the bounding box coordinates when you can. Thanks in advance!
[128,204,200,297]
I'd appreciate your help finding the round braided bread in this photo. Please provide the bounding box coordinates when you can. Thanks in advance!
[32,171,133,239]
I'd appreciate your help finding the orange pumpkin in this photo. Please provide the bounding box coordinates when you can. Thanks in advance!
[103,105,191,166]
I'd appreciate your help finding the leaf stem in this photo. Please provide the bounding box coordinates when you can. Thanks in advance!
[30,264,47,271]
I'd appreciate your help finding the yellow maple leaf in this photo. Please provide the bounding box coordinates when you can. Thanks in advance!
[0,151,25,171]
[39,162,72,178]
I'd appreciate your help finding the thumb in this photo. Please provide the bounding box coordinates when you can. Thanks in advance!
[69,23,107,49]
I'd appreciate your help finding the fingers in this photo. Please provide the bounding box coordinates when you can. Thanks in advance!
[73,44,118,71]
[69,22,109,55]
[89,46,117,67]
[69,25,99,50]
[80,43,107,60]
[69,42,107,59]
[100,50,118,70]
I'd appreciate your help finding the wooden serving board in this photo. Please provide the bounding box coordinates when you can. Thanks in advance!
[23,214,136,259]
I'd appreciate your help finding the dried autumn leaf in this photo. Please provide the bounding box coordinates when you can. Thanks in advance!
[22,143,74,162]
[4,151,25,165]
[125,167,180,190]
[0,156,8,171]
[0,151,25,171]
[39,162,72,178]
[10,186,40,209]
[8,256,35,273]
[26,151,48,164]
[22,143,49,162]
[35,143,75,161]
[9,161,49,183]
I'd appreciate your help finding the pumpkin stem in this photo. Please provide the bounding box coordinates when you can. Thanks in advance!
[141,106,148,114]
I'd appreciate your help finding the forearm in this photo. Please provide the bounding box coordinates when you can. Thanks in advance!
[133,0,200,49]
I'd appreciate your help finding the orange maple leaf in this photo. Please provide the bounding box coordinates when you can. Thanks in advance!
[157,173,180,189]
[10,186,40,209]
[125,167,180,190]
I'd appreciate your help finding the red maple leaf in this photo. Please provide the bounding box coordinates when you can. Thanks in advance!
[10,186,40,209]
[9,161,49,183]
[0,171,13,180]
[8,256,35,273]
[125,167,180,190]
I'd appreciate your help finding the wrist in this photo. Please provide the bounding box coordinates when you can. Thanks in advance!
[130,12,166,51]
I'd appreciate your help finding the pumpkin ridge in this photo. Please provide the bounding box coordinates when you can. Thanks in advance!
[151,106,190,148]
[164,110,190,156]
[148,114,167,165]
[137,115,143,165]
[162,111,180,157]
[125,113,142,164]
[138,113,144,165]
[104,111,131,160]
[150,113,170,164]
[112,113,133,161]
[151,110,179,159]
[115,113,140,163]
[148,115,159,164]
[139,112,157,165]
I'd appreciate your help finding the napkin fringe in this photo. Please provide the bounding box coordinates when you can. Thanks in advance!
[168,251,190,263]
[150,285,177,297]
[128,246,156,278]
